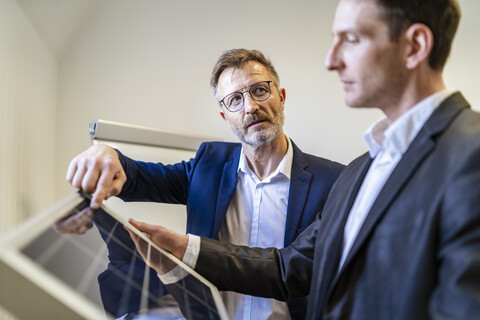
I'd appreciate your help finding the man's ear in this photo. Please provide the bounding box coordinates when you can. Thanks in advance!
[405,23,434,70]
[278,87,286,110]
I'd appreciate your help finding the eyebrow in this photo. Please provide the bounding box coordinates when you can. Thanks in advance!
[227,80,271,95]
[334,26,377,40]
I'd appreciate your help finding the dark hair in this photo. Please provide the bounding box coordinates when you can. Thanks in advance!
[375,0,461,70]
[210,49,280,100]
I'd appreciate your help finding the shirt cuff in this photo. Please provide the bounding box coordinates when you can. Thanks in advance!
[158,234,201,284]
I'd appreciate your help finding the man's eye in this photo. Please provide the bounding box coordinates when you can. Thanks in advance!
[253,87,267,95]
[227,94,242,106]
[345,34,359,43]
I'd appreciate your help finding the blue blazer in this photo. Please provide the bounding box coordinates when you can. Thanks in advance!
[94,140,344,318]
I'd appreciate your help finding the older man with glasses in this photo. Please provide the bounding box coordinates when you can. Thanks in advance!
[64,48,344,319]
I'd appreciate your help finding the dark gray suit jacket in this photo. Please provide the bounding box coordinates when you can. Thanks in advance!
[195,92,480,319]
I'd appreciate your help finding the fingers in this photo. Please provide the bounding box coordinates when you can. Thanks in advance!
[129,218,157,235]
[125,227,143,254]
[65,145,126,209]
[54,207,94,234]
[89,166,115,209]
[126,226,152,264]
[110,170,127,196]
[74,220,94,234]
[128,219,188,261]
[125,222,177,274]
[66,158,80,184]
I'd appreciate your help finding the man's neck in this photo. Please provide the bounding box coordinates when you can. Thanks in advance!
[242,133,289,181]
[383,70,446,124]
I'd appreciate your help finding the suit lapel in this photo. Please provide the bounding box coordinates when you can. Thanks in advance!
[212,146,240,237]
[319,154,373,266]
[284,142,311,246]
[326,154,373,259]
[335,92,468,277]
[315,153,372,311]
[336,132,435,277]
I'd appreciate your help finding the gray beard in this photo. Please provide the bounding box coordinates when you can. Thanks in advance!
[231,110,285,148]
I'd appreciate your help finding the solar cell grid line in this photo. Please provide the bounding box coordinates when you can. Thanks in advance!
[90,194,229,319]
[95,210,224,319]
[0,191,229,320]
[94,218,167,312]
[140,244,153,314]
[76,237,109,296]
[34,231,70,266]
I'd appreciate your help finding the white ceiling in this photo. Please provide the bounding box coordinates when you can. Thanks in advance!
[17,0,99,60]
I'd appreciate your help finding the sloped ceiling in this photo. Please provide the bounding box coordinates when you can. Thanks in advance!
[17,0,99,60]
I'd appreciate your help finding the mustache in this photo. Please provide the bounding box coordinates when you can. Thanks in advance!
[243,112,270,129]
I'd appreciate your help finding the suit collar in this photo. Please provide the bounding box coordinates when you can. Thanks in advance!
[312,153,372,316]
[422,92,468,136]
[212,145,241,237]
[212,140,305,242]
[284,141,312,246]
[335,92,469,277]
[364,89,456,158]
[237,138,294,181]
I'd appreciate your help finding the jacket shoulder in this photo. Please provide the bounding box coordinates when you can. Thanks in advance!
[291,141,345,176]
[195,141,242,162]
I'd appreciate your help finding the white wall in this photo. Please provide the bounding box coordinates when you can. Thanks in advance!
[0,0,57,230]
[444,0,480,106]
[0,0,57,319]
[55,0,480,199]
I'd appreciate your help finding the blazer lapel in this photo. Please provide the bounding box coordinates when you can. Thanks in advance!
[315,154,372,312]
[324,154,373,261]
[336,92,468,277]
[212,146,240,237]
[318,153,372,269]
[284,142,311,246]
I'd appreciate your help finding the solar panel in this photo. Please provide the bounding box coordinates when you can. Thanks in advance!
[0,191,228,319]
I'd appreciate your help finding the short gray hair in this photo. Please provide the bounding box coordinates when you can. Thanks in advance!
[210,49,280,100]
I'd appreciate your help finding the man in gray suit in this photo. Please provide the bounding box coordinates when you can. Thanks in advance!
[128,0,480,318]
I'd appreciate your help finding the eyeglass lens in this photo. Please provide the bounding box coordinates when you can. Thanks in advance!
[223,81,271,111]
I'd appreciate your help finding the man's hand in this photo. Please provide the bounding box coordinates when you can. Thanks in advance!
[54,205,95,234]
[126,219,189,274]
[66,144,126,209]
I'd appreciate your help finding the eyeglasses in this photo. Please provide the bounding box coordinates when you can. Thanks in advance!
[220,81,273,112]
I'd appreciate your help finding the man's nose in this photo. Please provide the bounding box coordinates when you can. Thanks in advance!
[325,44,343,71]
[243,93,259,114]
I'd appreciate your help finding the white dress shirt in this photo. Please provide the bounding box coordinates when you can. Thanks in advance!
[339,90,455,269]
[161,138,294,320]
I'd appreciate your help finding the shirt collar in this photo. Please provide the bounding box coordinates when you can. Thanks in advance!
[238,137,293,181]
[364,90,456,158]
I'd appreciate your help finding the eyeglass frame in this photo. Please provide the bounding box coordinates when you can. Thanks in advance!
[219,80,275,112]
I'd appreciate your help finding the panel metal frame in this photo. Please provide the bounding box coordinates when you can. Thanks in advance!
[89,119,218,151]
